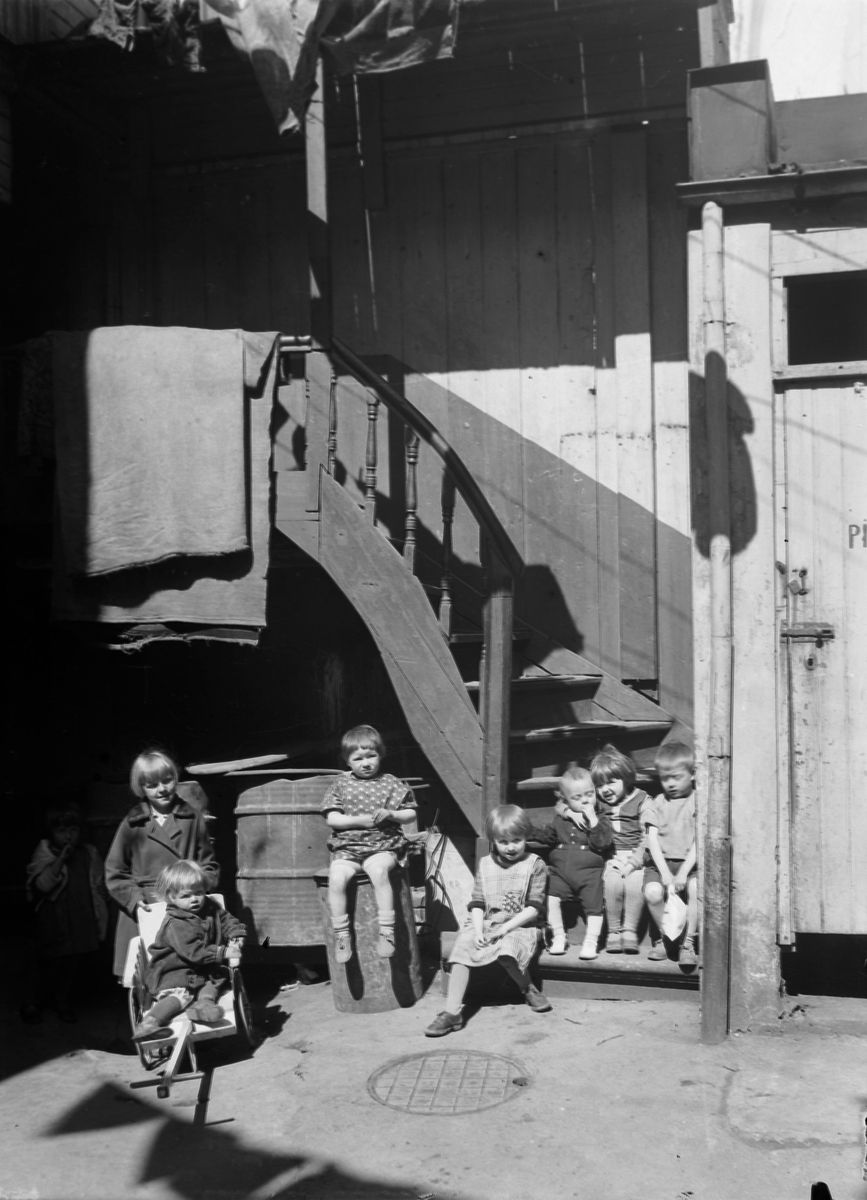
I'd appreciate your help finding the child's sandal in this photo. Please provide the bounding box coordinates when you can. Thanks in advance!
[377,926,396,958]
[334,929,353,964]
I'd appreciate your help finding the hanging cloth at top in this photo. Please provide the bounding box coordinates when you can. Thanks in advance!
[206,0,459,134]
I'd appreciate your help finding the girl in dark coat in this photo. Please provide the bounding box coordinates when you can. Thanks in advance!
[105,749,219,977]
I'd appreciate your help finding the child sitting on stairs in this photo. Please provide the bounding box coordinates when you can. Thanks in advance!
[528,767,614,959]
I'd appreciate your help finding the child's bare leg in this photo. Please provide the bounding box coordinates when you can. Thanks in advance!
[500,955,551,1013]
[328,858,359,920]
[328,858,360,962]
[643,879,665,932]
[364,851,398,957]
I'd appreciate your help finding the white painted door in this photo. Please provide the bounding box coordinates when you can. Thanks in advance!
[779,381,867,933]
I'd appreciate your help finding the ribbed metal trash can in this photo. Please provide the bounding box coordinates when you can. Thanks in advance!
[235,776,332,946]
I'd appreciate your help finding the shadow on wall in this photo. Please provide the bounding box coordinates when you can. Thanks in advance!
[689,356,758,560]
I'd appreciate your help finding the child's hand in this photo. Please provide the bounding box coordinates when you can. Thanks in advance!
[578,797,597,821]
[660,869,675,890]
[137,901,153,913]
[371,808,394,827]
[672,870,689,893]
[473,933,488,950]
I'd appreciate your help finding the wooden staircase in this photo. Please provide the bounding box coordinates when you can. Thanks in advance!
[272,338,675,847]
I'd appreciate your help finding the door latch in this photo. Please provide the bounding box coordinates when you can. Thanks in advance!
[780,622,835,647]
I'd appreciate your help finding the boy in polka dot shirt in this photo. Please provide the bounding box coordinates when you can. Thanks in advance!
[320,725,417,962]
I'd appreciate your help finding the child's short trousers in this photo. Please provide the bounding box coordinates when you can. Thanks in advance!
[548,862,604,914]
[643,856,697,889]
[331,847,400,867]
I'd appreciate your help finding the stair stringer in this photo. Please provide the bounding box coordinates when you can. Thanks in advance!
[317,472,485,832]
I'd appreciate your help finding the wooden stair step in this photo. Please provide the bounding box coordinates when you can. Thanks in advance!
[448,628,532,646]
[462,673,600,693]
[510,720,673,742]
[536,944,699,993]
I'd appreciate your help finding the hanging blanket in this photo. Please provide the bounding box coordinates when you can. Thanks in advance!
[51,327,277,628]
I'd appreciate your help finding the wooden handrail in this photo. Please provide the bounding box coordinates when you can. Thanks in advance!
[328,336,524,580]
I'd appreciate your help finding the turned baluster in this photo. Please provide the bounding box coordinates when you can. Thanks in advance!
[365,393,379,522]
[439,468,455,637]
[326,369,338,476]
[404,427,420,569]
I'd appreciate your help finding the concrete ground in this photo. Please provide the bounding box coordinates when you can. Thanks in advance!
[1,965,865,1200]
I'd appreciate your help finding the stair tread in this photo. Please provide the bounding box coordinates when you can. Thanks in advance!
[511,720,673,741]
[463,673,600,692]
[537,946,699,990]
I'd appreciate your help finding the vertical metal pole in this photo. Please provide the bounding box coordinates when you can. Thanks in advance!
[701,200,733,1045]
[306,57,331,349]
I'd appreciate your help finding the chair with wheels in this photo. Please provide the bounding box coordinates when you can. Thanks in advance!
[122,895,254,1111]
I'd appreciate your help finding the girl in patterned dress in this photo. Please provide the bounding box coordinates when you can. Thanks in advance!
[320,725,417,963]
[425,805,551,1037]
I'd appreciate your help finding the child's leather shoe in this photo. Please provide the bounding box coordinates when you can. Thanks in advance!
[334,928,353,964]
[132,1015,173,1042]
[678,937,698,966]
[648,940,668,961]
[377,926,396,958]
[548,930,567,955]
[605,932,623,953]
[524,984,552,1013]
[621,931,639,954]
[425,1010,464,1037]
[187,1000,224,1024]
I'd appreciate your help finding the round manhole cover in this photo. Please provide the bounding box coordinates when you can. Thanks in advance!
[367,1050,529,1115]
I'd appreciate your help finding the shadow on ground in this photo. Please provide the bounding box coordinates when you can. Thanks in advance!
[46,1079,456,1200]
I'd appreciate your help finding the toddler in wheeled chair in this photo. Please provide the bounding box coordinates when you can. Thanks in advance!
[132,860,246,1042]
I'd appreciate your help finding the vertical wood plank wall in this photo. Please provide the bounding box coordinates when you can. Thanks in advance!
[65,125,693,725]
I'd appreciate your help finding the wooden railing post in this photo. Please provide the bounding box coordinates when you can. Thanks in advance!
[478,536,514,863]
[404,426,419,568]
[439,467,455,636]
[327,368,338,476]
[365,394,379,522]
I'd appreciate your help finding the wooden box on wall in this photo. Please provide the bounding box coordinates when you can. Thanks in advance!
[688,60,777,181]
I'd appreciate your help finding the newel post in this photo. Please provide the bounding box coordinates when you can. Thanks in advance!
[478,535,514,865]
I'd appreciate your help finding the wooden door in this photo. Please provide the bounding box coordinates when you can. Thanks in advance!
[779,381,867,933]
